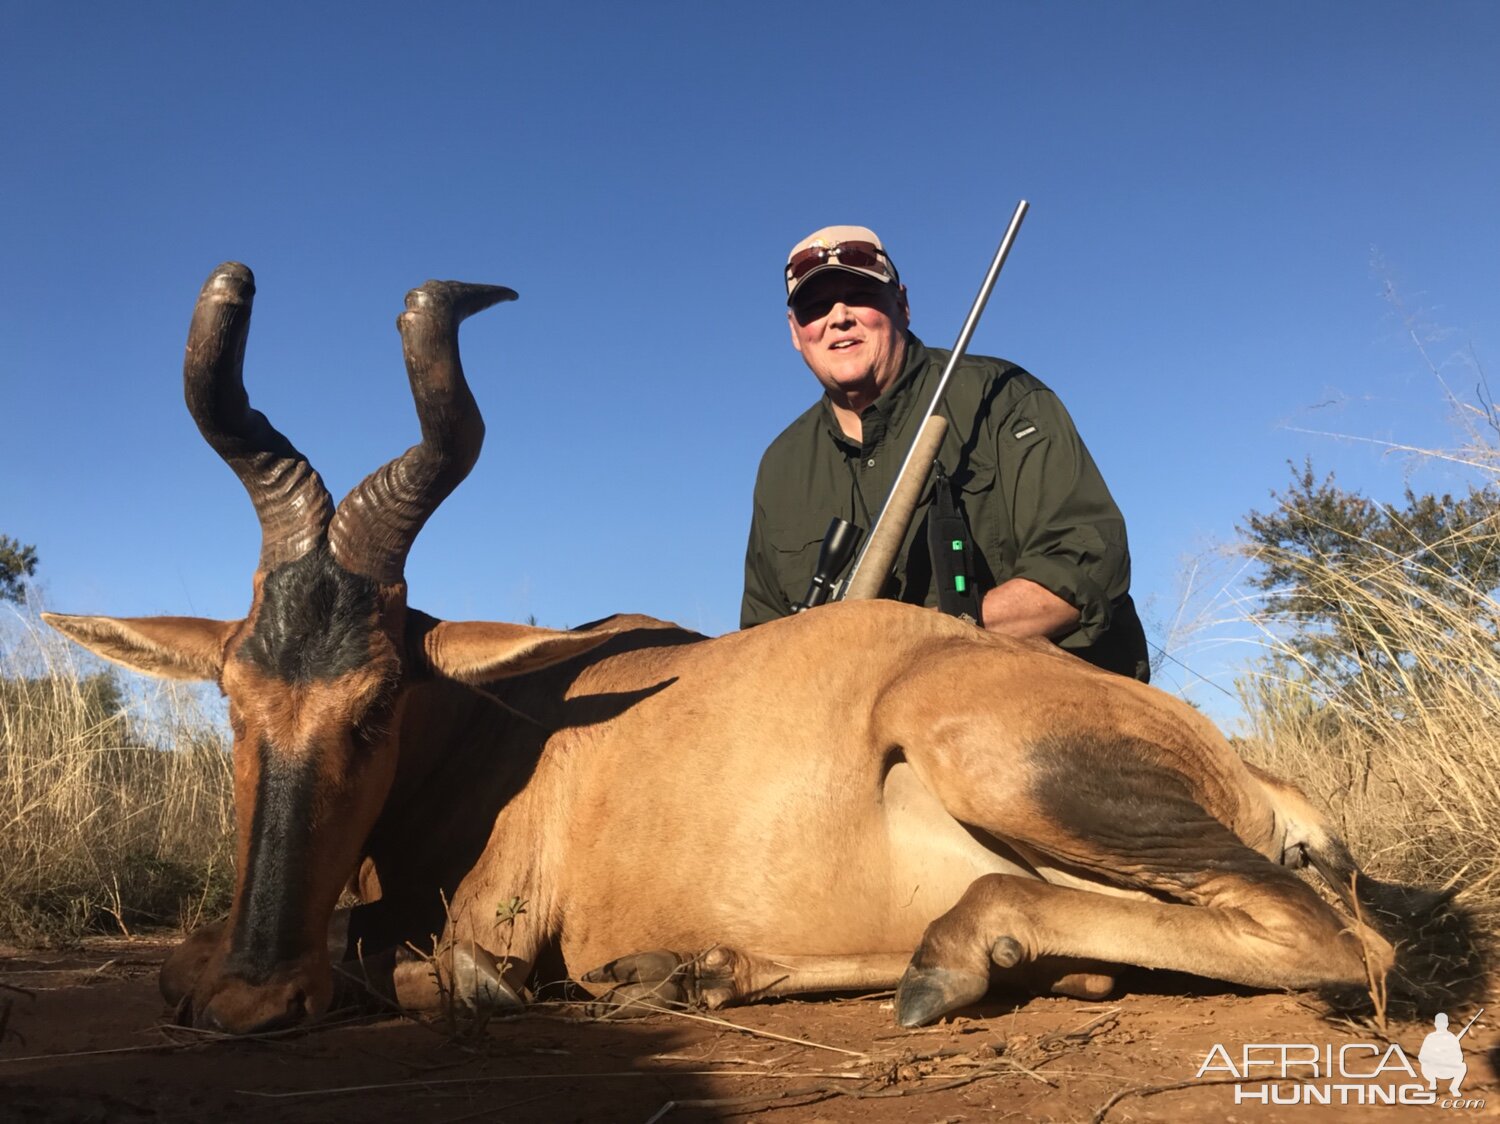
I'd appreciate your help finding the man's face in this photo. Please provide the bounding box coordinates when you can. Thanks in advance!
[787,272,909,403]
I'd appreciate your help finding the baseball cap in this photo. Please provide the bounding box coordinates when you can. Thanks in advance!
[784,225,899,304]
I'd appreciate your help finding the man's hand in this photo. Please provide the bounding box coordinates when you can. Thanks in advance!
[980,578,1080,640]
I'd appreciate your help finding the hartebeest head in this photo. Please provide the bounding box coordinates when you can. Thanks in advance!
[45,264,610,1033]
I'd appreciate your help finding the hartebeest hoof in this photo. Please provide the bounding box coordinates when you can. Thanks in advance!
[894,965,990,1027]
[895,935,1023,1027]
[383,941,524,1015]
[582,946,740,1016]
[448,940,523,1012]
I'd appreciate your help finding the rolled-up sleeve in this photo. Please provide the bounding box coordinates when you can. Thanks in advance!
[998,388,1131,646]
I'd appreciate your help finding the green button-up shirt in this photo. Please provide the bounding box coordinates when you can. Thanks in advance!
[741,334,1147,679]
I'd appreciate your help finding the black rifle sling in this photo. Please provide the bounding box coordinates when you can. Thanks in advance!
[928,458,981,623]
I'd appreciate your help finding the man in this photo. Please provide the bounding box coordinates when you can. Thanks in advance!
[741,224,1150,682]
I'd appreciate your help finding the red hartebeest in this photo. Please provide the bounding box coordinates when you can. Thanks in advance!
[46,264,1466,1035]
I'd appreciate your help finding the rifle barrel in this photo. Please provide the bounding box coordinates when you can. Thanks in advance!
[840,199,1030,600]
[1456,1007,1485,1039]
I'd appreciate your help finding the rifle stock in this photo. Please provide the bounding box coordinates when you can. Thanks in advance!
[842,415,948,601]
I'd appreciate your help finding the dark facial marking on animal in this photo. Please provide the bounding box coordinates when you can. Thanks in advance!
[230,738,315,981]
[238,546,380,682]
[1029,734,1286,891]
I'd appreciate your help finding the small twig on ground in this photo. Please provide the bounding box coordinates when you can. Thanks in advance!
[642,1086,840,1122]
[350,1043,474,1076]
[0,1040,201,1065]
[1322,1010,1396,1043]
[988,1053,1055,1086]
[238,1069,866,1100]
[329,952,437,1034]
[585,1000,868,1058]
[645,1090,836,1121]
[872,1024,969,1040]
[651,1052,770,1066]
[434,1091,551,1124]
[648,1060,1038,1121]
[1036,1007,1120,1049]
[155,1008,372,1045]
[1090,1075,1255,1124]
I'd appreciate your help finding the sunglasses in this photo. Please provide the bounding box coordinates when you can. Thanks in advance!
[784,240,895,285]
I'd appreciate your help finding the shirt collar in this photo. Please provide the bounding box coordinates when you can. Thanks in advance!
[821,332,931,452]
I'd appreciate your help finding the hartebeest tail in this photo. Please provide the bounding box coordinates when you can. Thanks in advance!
[1307,838,1478,1013]
[1252,764,1479,1013]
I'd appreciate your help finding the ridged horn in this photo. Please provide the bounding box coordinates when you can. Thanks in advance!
[183,263,334,571]
[328,281,516,583]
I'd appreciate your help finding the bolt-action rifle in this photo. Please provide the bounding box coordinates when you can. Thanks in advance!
[791,200,1030,616]
[1456,1008,1485,1039]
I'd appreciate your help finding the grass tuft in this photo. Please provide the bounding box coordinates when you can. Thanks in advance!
[1232,485,1500,999]
[0,607,233,944]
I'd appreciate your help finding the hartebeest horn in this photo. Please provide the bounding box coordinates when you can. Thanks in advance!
[328,281,517,584]
[184,263,334,571]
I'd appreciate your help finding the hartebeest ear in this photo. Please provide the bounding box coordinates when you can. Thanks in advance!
[415,615,619,683]
[42,613,235,681]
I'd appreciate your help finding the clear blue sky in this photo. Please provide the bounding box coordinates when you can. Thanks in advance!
[5,2,1498,718]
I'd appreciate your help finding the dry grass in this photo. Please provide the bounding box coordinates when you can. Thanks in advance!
[0,608,234,944]
[1233,507,1500,940]
[1195,293,1500,976]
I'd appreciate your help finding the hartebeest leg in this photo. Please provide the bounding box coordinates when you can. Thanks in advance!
[580,947,916,1013]
[580,946,1115,1014]
[397,889,546,1015]
[884,690,1393,1025]
[895,870,1389,1026]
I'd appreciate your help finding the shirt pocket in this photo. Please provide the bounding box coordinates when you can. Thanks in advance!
[765,512,839,593]
[956,470,1009,584]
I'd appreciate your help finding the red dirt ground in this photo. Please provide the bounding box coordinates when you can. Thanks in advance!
[2,939,1495,1123]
